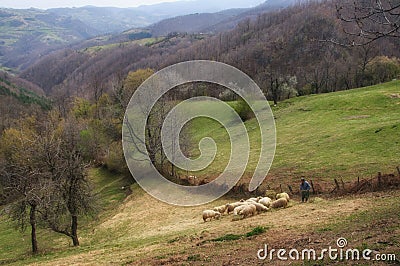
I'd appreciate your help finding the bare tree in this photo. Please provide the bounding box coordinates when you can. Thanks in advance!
[0,115,97,251]
[336,0,400,45]
[0,122,43,254]
[38,117,97,247]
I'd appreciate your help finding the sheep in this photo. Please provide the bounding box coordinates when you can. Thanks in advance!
[226,202,248,214]
[246,197,261,203]
[276,192,290,202]
[249,202,269,212]
[270,198,288,209]
[238,204,257,218]
[233,204,248,216]
[202,210,221,222]
[258,197,272,207]
[213,205,227,214]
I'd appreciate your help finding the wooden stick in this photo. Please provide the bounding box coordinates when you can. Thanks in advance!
[311,180,316,194]
[334,179,340,190]
[378,172,382,187]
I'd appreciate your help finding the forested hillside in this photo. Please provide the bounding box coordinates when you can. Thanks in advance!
[20,0,400,103]
[0,0,268,71]
[0,71,50,132]
[148,0,297,36]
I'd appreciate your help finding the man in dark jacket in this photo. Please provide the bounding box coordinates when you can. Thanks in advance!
[300,177,311,202]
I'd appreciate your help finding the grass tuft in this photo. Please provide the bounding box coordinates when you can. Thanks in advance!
[212,234,242,242]
[246,226,268,237]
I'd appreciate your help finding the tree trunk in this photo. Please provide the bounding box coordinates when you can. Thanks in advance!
[270,76,278,106]
[71,215,79,246]
[30,204,38,254]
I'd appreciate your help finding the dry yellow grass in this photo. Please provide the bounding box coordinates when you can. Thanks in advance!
[23,186,400,266]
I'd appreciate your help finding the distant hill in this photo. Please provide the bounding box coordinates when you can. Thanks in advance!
[148,0,298,36]
[0,8,100,70]
[149,9,246,37]
[202,0,298,33]
[47,6,155,34]
[47,0,266,35]
[0,0,266,71]
[0,71,50,131]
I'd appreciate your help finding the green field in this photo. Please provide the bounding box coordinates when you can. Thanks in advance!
[186,80,400,182]
[83,37,165,54]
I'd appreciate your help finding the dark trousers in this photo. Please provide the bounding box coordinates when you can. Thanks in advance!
[301,190,310,202]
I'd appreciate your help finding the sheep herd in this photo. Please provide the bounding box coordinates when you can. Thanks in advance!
[202,192,290,222]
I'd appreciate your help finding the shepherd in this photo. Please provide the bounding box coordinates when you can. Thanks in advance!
[300,177,311,202]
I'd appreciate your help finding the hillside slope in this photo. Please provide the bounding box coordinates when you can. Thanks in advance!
[148,0,298,36]
[1,167,399,265]
[0,71,51,132]
[0,82,399,265]
[0,8,100,70]
[189,81,400,186]
[20,0,400,99]
[148,9,245,36]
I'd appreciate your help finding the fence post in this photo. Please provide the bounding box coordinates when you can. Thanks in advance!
[341,178,345,190]
[334,179,340,191]
[311,180,316,194]
[378,172,382,188]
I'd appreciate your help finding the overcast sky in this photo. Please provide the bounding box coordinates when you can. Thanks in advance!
[0,0,184,9]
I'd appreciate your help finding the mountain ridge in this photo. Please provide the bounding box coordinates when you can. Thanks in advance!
[0,0,266,70]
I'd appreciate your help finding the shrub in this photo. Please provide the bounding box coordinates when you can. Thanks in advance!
[365,56,400,84]
[234,98,253,121]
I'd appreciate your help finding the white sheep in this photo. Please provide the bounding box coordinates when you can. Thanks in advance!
[213,205,227,214]
[202,210,221,222]
[270,198,288,209]
[276,192,290,202]
[250,202,269,212]
[246,197,260,203]
[226,202,248,214]
[258,197,272,207]
[233,204,248,216]
[238,204,257,218]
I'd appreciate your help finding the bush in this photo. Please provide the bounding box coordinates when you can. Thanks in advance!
[105,141,128,174]
[365,56,400,84]
[234,98,253,121]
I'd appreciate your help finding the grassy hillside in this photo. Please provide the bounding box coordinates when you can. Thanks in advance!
[185,81,400,185]
[1,171,399,265]
[0,168,131,264]
[0,81,399,265]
